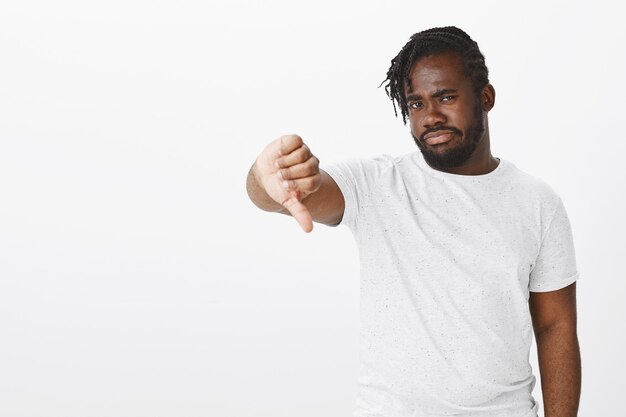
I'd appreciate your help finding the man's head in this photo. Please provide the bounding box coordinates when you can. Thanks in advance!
[381,26,495,170]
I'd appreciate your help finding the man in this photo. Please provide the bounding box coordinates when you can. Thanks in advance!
[246,26,580,417]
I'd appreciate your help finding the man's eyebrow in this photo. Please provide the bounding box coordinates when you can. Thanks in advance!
[406,88,458,102]
[432,88,458,98]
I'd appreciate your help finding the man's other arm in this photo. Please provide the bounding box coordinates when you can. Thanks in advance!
[529,282,581,417]
[246,134,344,232]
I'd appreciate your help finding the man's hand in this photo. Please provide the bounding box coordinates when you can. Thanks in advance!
[252,134,321,232]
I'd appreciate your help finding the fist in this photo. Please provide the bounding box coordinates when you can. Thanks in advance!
[255,134,321,232]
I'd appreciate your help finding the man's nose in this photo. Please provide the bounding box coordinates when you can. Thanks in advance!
[422,104,446,128]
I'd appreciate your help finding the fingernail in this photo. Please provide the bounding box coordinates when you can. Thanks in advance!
[282,180,289,188]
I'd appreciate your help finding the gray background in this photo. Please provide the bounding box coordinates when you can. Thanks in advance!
[0,0,623,415]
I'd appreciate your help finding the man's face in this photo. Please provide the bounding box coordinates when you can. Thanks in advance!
[405,52,486,170]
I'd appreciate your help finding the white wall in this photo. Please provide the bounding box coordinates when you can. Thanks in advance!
[0,1,623,416]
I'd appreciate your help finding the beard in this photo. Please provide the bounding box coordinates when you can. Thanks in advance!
[411,101,485,170]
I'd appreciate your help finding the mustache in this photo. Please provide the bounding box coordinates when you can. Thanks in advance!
[419,126,462,142]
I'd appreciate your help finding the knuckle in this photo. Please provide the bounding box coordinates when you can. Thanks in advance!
[280,168,290,180]
[285,134,303,146]
[279,134,301,154]
[297,147,309,161]
[305,163,318,176]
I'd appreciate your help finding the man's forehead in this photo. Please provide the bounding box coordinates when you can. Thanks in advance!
[405,53,467,95]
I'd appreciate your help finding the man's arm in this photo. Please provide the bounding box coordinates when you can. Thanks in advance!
[246,134,345,232]
[529,282,581,417]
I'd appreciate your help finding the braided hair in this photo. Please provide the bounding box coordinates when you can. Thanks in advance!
[381,26,490,124]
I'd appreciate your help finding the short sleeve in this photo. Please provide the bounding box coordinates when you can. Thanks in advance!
[529,197,580,292]
[321,161,356,229]
[321,155,394,230]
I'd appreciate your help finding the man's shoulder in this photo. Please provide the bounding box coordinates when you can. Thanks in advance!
[323,152,415,177]
[332,151,414,165]
[322,152,417,196]
[503,159,562,204]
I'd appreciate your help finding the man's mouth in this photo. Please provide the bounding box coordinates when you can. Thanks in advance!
[423,130,456,145]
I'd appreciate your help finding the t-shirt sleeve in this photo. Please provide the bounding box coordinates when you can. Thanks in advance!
[321,155,393,230]
[529,197,580,292]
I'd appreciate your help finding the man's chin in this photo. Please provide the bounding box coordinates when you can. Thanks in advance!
[415,140,477,170]
[412,131,482,170]
[413,139,461,169]
[420,150,464,169]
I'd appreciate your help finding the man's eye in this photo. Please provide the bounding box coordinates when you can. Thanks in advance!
[441,95,456,102]
[409,102,423,109]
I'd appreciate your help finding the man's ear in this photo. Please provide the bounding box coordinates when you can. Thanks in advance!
[482,84,496,111]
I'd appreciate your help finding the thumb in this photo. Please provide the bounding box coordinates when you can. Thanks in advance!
[283,198,314,233]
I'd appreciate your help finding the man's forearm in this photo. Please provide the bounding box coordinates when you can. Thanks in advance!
[535,324,581,417]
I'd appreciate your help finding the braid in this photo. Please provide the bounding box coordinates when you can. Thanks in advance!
[380,26,490,124]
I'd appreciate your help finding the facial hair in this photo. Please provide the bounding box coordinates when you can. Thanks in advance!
[411,100,485,170]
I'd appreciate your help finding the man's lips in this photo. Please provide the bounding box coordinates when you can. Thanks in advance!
[423,130,456,145]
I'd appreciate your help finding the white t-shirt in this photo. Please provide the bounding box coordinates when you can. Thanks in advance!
[323,151,579,417]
